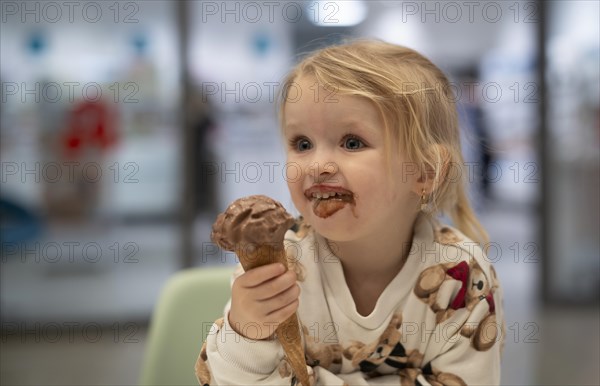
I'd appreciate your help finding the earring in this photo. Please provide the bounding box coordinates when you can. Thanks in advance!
[420,189,429,211]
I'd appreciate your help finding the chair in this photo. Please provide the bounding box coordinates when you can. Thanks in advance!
[139,266,234,385]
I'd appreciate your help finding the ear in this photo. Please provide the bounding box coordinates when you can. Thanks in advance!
[411,144,450,195]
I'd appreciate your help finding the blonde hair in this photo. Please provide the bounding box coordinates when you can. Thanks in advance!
[278,39,489,246]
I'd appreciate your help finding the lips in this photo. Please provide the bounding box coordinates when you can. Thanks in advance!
[304,185,355,218]
[304,185,354,200]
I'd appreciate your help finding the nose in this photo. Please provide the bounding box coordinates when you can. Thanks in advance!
[305,149,339,182]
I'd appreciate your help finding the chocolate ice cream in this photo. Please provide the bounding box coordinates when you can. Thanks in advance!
[211,195,309,386]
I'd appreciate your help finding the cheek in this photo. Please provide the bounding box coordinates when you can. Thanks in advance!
[367,176,415,214]
[286,178,306,210]
[284,158,304,183]
[286,177,301,196]
[388,160,417,200]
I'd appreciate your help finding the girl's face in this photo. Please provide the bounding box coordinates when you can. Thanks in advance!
[283,76,422,242]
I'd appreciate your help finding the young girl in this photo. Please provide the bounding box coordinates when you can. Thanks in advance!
[196,40,504,386]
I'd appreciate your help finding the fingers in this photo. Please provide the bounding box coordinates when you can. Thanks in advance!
[237,264,298,299]
[238,263,286,288]
[266,298,299,323]
[230,263,300,337]
[262,282,301,314]
[253,270,298,301]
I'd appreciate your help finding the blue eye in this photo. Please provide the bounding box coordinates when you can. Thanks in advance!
[294,138,312,152]
[343,136,364,150]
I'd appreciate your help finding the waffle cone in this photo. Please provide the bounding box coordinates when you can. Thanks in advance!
[236,245,310,386]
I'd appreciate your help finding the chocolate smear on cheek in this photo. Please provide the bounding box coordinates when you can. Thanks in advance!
[312,195,358,218]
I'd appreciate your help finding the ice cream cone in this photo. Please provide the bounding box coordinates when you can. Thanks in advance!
[212,195,310,386]
[277,315,309,386]
[235,244,309,386]
[235,244,287,271]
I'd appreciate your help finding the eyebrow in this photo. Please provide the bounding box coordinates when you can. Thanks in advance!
[283,122,300,134]
[285,119,377,132]
[339,120,379,135]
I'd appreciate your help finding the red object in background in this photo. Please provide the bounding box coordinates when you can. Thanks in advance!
[62,101,118,158]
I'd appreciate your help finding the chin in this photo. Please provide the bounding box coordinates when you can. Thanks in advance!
[304,209,359,242]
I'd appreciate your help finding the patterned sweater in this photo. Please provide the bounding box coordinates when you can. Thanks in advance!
[196,213,505,385]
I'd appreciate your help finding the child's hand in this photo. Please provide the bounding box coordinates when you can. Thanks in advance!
[228,263,300,341]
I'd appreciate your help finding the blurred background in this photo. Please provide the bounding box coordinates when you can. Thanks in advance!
[1,1,598,385]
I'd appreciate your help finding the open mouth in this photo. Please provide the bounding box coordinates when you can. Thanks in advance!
[305,187,355,218]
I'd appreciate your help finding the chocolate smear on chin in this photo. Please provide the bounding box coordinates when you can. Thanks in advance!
[312,194,357,218]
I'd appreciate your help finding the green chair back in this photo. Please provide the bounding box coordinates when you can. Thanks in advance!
[139,266,233,385]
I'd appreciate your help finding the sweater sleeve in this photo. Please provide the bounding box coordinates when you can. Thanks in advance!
[416,261,505,386]
[420,306,503,385]
[203,309,290,385]
[196,264,305,386]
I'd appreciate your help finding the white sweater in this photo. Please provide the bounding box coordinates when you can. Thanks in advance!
[196,214,504,385]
